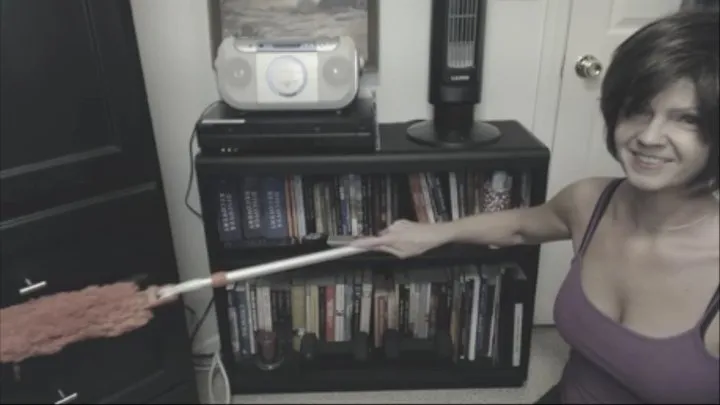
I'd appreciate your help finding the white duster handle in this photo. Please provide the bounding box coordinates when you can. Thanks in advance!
[156,246,367,300]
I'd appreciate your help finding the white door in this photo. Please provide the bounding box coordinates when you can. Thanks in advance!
[534,0,683,324]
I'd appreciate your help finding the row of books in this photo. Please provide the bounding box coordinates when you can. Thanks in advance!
[226,264,526,366]
[216,170,532,247]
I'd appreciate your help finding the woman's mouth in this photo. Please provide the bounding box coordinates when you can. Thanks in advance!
[630,151,672,170]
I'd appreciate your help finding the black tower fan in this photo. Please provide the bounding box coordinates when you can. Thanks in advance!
[407,0,501,148]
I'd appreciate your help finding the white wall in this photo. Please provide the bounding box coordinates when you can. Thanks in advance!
[375,0,551,140]
[130,0,560,352]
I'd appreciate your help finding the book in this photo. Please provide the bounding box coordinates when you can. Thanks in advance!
[214,170,529,248]
[224,263,525,366]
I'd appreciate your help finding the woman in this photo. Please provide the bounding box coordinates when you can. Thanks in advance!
[352,9,719,404]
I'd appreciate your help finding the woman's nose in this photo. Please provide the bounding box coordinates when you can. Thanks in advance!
[636,120,668,146]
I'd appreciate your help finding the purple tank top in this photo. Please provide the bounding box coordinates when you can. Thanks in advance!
[554,179,720,404]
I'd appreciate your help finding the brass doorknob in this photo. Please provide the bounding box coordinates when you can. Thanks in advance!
[575,55,603,79]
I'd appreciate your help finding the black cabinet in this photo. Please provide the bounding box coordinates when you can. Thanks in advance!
[0,0,161,220]
[0,0,199,403]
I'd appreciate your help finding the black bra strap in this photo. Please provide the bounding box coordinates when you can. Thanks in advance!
[699,286,720,334]
[577,178,625,256]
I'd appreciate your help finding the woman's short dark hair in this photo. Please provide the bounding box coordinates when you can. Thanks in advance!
[600,9,719,192]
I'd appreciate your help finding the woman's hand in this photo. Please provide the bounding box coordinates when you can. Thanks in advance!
[350,219,454,258]
[145,285,178,309]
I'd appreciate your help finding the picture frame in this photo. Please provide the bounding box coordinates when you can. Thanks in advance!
[207,0,379,71]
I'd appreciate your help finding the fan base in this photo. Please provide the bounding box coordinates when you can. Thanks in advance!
[406,120,502,149]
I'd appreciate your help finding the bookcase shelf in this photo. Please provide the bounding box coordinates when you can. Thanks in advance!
[229,362,526,394]
[213,244,539,269]
[196,121,547,176]
[194,120,550,395]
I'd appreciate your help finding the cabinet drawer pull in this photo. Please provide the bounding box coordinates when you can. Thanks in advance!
[19,279,47,296]
[54,390,78,404]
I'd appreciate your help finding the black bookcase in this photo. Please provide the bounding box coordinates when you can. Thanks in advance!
[194,120,550,395]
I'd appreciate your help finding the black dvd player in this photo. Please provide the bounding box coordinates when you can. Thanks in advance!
[195,96,377,155]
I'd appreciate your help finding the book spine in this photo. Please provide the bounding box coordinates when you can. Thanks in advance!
[448,172,459,220]
[304,284,313,341]
[344,275,354,341]
[240,176,263,239]
[260,176,289,239]
[325,285,335,342]
[352,271,363,335]
[249,286,258,346]
[315,180,325,234]
[293,175,306,237]
[379,175,389,229]
[420,173,436,224]
[430,173,450,221]
[390,174,400,221]
[270,289,280,331]
[309,285,320,337]
[302,175,316,234]
[216,180,244,244]
[245,282,256,355]
[334,176,345,235]
[318,286,326,341]
[468,272,481,361]
[408,174,427,223]
[284,176,296,239]
[235,284,251,358]
[226,286,241,358]
[360,270,373,334]
[335,281,345,342]
[339,175,350,235]
[361,175,371,235]
[398,283,409,337]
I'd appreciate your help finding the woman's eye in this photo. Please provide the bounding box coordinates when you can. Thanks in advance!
[629,109,653,122]
[679,114,699,125]
[638,108,654,117]
[627,106,653,119]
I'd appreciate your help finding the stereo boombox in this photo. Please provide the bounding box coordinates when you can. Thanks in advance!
[214,35,361,111]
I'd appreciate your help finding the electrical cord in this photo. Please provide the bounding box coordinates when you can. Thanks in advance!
[184,101,221,221]
[185,100,222,349]
[189,298,229,404]
[189,297,215,345]
[209,351,231,405]
[184,129,203,220]
[193,352,231,405]
[184,305,197,322]
[185,101,230,404]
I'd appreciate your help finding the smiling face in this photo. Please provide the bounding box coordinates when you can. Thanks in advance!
[600,10,718,196]
[614,79,710,192]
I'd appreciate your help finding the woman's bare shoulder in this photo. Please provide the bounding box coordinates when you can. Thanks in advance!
[551,176,621,232]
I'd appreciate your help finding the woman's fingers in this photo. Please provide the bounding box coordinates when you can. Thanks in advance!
[144,285,177,309]
[376,245,407,258]
[350,234,392,248]
[350,235,408,258]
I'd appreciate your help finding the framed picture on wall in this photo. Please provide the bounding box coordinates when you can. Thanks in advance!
[207,0,379,71]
